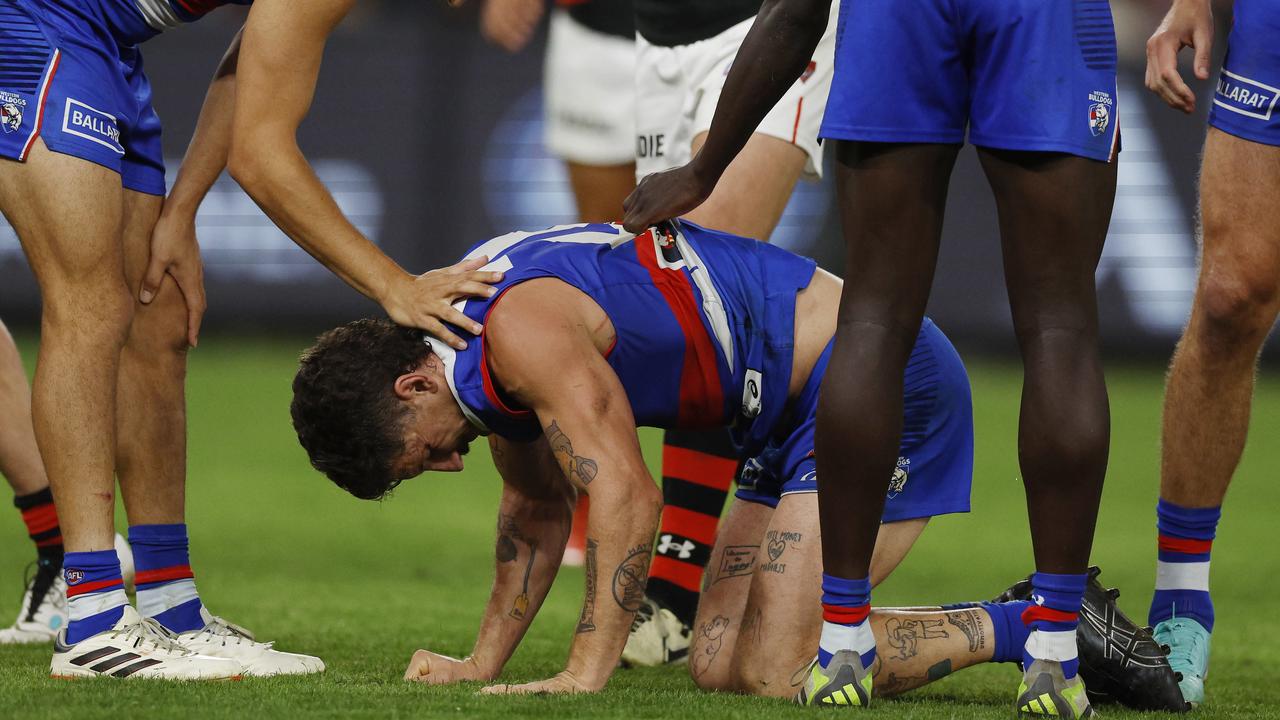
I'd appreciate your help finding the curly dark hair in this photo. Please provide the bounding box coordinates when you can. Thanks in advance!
[291,318,434,500]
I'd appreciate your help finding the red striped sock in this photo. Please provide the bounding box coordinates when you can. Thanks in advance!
[15,488,63,565]
[646,429,737,624]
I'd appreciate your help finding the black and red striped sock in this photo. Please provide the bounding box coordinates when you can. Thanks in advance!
[15,487,63,569]
[647,428,737,625]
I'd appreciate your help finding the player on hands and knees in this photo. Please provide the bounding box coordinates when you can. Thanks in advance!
[290,221,976,693]
[1145,0,1280,707]
[623,0,1119,714]
[621,0,843,667]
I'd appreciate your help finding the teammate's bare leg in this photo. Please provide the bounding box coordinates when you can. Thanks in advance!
[0,320,46,498]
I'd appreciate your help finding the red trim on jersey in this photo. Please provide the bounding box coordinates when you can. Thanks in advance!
[659,506,719,546]
[135,565,195,586]
[66,577,124,598]
[791,97,804,145]
[1159,535,1213,555]
[478,287,535,420]
[174,0,225,16]
[650,555,704,593]
[20,49,60,161]
[1021,605,1079,626]
[634,230,724,427]
[661,445,737,491]
[822,603,870,625]
[21,504,59,536]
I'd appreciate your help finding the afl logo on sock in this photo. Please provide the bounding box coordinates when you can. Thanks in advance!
[66,569,85,585]
[1088,90,1114,137]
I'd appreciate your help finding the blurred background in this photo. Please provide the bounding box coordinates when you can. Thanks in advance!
[0,0,1244,357]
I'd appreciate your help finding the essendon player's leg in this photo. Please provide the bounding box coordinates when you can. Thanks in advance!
[0,318,67,644]
[1154,128,1280,704]
[811,141,956,695]
[977,148,1114,711]
[684,132,808,239]
[0,143,132,647]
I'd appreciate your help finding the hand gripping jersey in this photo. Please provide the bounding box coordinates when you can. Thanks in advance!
[0,0,248,193]
[435,220,816,461]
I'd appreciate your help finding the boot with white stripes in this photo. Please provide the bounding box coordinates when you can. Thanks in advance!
[50,605,240,680]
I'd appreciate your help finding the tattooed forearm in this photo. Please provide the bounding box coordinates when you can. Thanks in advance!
[577,539,599,633]
[546,421,599,486]
[509,538,538,619]
[947,610,986,653]
[691,615,731,679]
[611,543,652,611]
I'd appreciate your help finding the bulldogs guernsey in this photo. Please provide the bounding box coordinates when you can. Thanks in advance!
[435,221,816,458]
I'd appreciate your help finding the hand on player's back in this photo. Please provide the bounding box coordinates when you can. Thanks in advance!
[1145,0,1214,114]
[622,164,715,234]
[403,649,491,684]
[380,257,503,351]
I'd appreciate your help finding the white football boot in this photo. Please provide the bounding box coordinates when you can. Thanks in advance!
[620,597,691,667]
[174,607,325,676]
[0,565,66,644]
[50,605,241,679]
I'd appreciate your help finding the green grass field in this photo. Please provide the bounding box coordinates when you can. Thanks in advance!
[2,337,1278,719]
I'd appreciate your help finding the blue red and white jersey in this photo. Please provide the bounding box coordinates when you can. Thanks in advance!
[101,0,251,45]
[433,221,817,457]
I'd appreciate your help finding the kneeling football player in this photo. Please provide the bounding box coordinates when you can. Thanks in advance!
[288,221,1178,708]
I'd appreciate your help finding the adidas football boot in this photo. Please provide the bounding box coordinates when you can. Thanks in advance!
[50,605,240,680]
[1016,659,1094,718]
[795,650,873,708]
[174,608,325,676]
[620,596,691,667]
[1153,617,1210,708]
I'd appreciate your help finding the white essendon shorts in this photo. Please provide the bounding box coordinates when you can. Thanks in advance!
[633,2,838,183]
[543,9,637,166]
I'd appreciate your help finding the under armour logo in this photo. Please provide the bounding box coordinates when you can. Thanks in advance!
[656,534,696,559]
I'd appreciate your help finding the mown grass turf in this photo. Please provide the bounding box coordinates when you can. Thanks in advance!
[2,337,1278,718]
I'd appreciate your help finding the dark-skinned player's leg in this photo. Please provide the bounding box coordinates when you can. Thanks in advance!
[809,140,959,702]
[977,148,1115,713]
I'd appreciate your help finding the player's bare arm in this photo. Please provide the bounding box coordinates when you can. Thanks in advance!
[142,29,242,347]
[405,437,573,684]
[231,0,500,349]
[622,0,831,232]
[477,282,663,694]
[1146,0,1215,114]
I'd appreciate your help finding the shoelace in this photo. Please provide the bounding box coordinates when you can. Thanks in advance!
[186,617,270,649]
[1160,621,1204,675]
[17,560,64,622]
[107,616,192,656]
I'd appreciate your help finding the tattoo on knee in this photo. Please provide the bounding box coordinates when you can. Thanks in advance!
[947,610,986,653]
[692,615,732,679]
[884,617,948,661]
[713,545,758,586]
[761,530,801,574]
